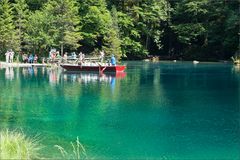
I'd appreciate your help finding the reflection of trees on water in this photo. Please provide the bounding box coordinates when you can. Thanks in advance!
[121,62,166,108]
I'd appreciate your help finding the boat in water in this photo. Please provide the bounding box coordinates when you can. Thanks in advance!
[60,63,126,73]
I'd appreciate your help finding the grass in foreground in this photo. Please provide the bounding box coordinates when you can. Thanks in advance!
[0,130,87,160]
[55,137,87,160]
[0,130,42,159]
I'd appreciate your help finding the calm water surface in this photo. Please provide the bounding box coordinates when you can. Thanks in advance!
[0,61,239,159]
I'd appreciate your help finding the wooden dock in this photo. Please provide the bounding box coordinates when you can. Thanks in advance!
[0,62,49,68]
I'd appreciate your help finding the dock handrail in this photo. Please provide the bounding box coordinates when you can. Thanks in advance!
[42,56,102,64]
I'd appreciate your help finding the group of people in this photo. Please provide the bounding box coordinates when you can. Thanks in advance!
[22,53,38,63]
[5,49,39,64]
[4,48,116,66]
[5,49,15,63]
[48,49,116,65]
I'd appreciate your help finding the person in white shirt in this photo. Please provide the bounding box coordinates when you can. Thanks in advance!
[5,50,9,63]
[99,50,105,63]
[9,49,14,63]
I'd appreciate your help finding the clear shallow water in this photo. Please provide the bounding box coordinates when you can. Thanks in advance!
[0,61,239,159]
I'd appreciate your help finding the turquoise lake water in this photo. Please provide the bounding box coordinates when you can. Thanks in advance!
[0,61,239,159]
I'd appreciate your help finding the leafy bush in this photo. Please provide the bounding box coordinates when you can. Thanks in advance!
[122,37,148,60]
[0,130,42,159]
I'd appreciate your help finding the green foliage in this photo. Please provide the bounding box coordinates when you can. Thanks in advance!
[116,11,146,59]
[81,6,109,44]
[172,0,208,45]
[107,0,169,59]
[133,0,169,49]
[13,0,29,52]
[0,0,239,60]
[79,0,112,48]
[43,0,82,55]
[0,0,18,55]
[103,6,122,58]
[26,0,47,11]
[219,1,239,57]
[122,37,148,60]
[0,130,42,159]
[172,23,206,45]
[25,10,55,55]
[171,0,239,60]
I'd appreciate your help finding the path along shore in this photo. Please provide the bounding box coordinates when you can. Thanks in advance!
[0,61,49,68]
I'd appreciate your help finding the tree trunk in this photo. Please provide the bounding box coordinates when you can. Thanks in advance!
[34,47,36,55]
[39,48,43,57]
[204,32,208,46]
[61,44,64,56]
[145,35,149,50]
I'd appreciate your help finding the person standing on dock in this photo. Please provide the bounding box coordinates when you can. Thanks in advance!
[63,52,68,63]
[5,50,9,63]
[99,50,105,63]
[34,54,38,63]
[28,54,34,63]
[22,53,28,63]
[110,55,116,66]
[78,52,84,65]
[9,49,14,63]
[72,52,77,59]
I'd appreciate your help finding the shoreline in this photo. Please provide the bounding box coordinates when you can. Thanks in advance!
[0,60,234,69]
[0,61,49,68]
[139,59,233,64]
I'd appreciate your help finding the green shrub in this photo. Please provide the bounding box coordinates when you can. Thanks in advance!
[0,130,42,159]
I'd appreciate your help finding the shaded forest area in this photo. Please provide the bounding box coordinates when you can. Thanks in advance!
[0,0,239,61]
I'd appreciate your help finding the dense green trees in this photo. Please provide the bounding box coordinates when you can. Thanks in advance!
[108,0,169,59]
[78,0,114,55]
[25,10,54,54]
[0,0,239,61]
[0,0,18,55]
[43,0,81,55]
[170,0,239,60]
[13,0,29,53]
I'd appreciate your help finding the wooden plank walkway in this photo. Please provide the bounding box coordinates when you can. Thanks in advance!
[0,62,49,68]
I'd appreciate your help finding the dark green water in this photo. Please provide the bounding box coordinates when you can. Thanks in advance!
[0,61,239,159]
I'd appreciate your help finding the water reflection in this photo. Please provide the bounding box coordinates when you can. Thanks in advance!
[49,68,61,85]
[232,65,240,73]
[0,62,239,159]
[2,66,127,86]
[5,67,14,80]
[61,72,126,84]
[21,67,39,77]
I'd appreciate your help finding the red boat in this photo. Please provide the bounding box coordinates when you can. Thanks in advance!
[60,64,126,73]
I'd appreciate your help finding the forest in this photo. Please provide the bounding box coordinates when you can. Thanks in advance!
[0,0,239,61]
